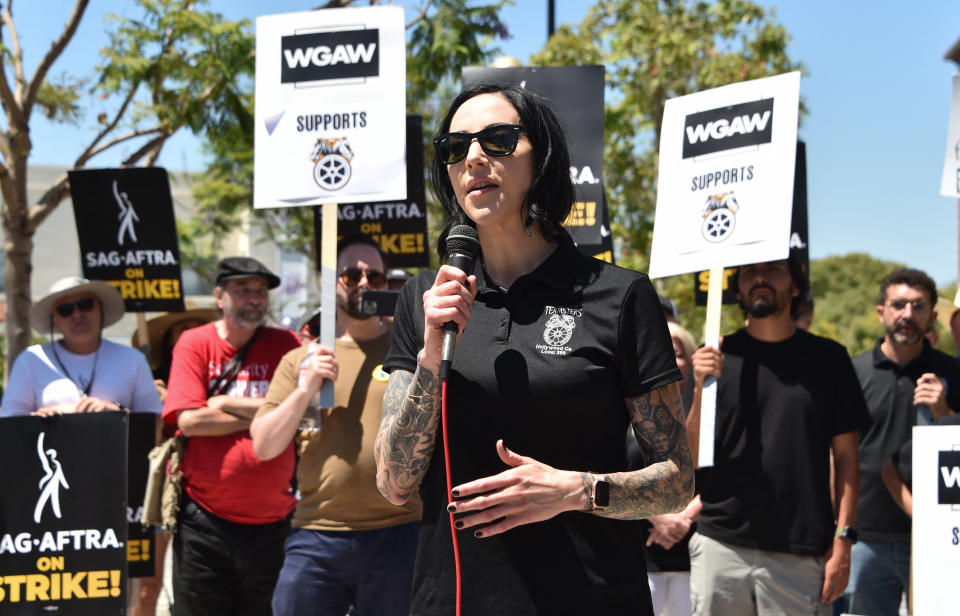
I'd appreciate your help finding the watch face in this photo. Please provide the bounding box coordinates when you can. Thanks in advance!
[594,479,610,508]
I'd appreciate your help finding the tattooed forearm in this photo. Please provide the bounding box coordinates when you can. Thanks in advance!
[599,383,695,519]
[375,365,442,505]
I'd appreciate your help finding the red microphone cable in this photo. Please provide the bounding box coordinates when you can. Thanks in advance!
[440,376,463,616]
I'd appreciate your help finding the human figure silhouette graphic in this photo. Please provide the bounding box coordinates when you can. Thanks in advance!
[113,179,139,246]
[33,432,69,524]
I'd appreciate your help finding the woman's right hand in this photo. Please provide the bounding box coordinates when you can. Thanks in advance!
[421,265,478,365]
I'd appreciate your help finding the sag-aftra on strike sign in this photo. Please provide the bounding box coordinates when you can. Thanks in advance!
[649,72,800,279]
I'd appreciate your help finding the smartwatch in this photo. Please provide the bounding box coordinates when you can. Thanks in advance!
[835,526,858,544]
[589,475,610,511]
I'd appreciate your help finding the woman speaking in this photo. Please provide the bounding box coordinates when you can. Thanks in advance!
[375,82,693,615]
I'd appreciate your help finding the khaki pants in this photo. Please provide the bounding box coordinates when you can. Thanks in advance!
[689,532,828,616]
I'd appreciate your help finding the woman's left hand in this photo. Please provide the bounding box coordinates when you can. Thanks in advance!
[447,440,587,538]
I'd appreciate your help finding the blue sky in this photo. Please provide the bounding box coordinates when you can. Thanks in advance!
[15,1,960,286]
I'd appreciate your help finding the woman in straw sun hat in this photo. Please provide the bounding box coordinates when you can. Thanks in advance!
[1,276,161,417]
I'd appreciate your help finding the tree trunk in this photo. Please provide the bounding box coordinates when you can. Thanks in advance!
[2,166,35,388]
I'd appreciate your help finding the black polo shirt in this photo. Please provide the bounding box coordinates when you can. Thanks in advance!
[852,339,960,541]
[384,233,681,615]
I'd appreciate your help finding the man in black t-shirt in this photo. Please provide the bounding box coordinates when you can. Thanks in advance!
[686,259,868,616]
[838,268,960,616]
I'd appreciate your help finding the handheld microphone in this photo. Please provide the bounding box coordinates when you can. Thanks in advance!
[440,224,480,378]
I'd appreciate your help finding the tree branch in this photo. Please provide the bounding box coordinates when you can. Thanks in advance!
[74,126,166,168]
[0,4,26,105]
[0,5,22,128]
[74,85,143,163]
[406,0,433,29]
[120,132,169,167]
[26,173,70,233]
[23,0,89,116]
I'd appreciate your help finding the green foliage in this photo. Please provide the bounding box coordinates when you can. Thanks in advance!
[185,0,510,269]
[97,0,254,137]
[805,253,904,355]
[35,73,86,124]
[531,0,804,270]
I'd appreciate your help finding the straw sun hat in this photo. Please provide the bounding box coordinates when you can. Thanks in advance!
[29,276,125,334]
[131,307,220,368]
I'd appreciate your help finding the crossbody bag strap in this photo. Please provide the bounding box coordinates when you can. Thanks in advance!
[206,326,262,398]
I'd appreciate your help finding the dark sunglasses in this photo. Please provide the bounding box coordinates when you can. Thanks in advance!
[339,267,386,289]
[433,124,525,165]
[55,297,95,317]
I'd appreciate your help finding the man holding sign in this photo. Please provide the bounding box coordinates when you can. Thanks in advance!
[685,259,867,615]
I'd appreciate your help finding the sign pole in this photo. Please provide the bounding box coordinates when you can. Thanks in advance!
[318,202,337,408]
[698,265,724,467]
[135,313,150,359]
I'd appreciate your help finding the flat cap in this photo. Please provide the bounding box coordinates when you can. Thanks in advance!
[215,256,281,289]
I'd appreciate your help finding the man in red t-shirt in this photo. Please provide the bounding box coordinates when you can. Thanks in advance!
[163,256,300,616]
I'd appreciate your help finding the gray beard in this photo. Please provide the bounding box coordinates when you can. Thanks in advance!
[227,304,266,326]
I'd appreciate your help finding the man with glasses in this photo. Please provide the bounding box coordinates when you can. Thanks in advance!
[2,276,160,417]
[250,235,421,616]
[162,256,301,616]
[839,268,960,615]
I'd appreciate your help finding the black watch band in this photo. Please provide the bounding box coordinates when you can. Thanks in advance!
[835,526,858,544]
[589,475,610,511]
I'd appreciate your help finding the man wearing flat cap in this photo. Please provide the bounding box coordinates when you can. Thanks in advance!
[162,256,301,616]
[1,276,161,417]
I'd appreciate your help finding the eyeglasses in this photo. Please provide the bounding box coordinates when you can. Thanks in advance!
[339,267,385,289]
[886,299,928,313]
[433,124,525,165]
[55,297,95,317]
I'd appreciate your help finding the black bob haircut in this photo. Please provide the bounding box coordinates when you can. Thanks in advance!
[430,82,576,258]
[731,256,811,318]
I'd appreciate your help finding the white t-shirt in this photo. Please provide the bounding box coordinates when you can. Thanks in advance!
[1,339,162,416]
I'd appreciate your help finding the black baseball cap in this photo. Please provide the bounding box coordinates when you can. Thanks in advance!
[215,256,281,289]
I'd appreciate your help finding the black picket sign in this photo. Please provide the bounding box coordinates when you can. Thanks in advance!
[68,167,186,313]
[0,412,128,614]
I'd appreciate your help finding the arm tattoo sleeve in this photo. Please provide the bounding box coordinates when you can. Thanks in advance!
[374,365,441,504]
[600,383,695,519]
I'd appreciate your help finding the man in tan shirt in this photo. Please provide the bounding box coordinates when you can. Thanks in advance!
[251,236,421,616]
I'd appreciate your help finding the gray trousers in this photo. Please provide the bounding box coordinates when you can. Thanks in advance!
[689,532,828,616]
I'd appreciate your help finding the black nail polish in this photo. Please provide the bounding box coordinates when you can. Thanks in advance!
[451,489,460,497]
[474,530,482,538]
[454,520,464,529]
[446,504,456,513]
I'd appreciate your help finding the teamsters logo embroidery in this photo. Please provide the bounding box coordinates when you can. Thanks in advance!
[536,307,582,356]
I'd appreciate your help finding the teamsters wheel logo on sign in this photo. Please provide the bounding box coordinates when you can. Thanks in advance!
[311,137,355,191]
[543,314,576,347]
[701,192,740,243]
